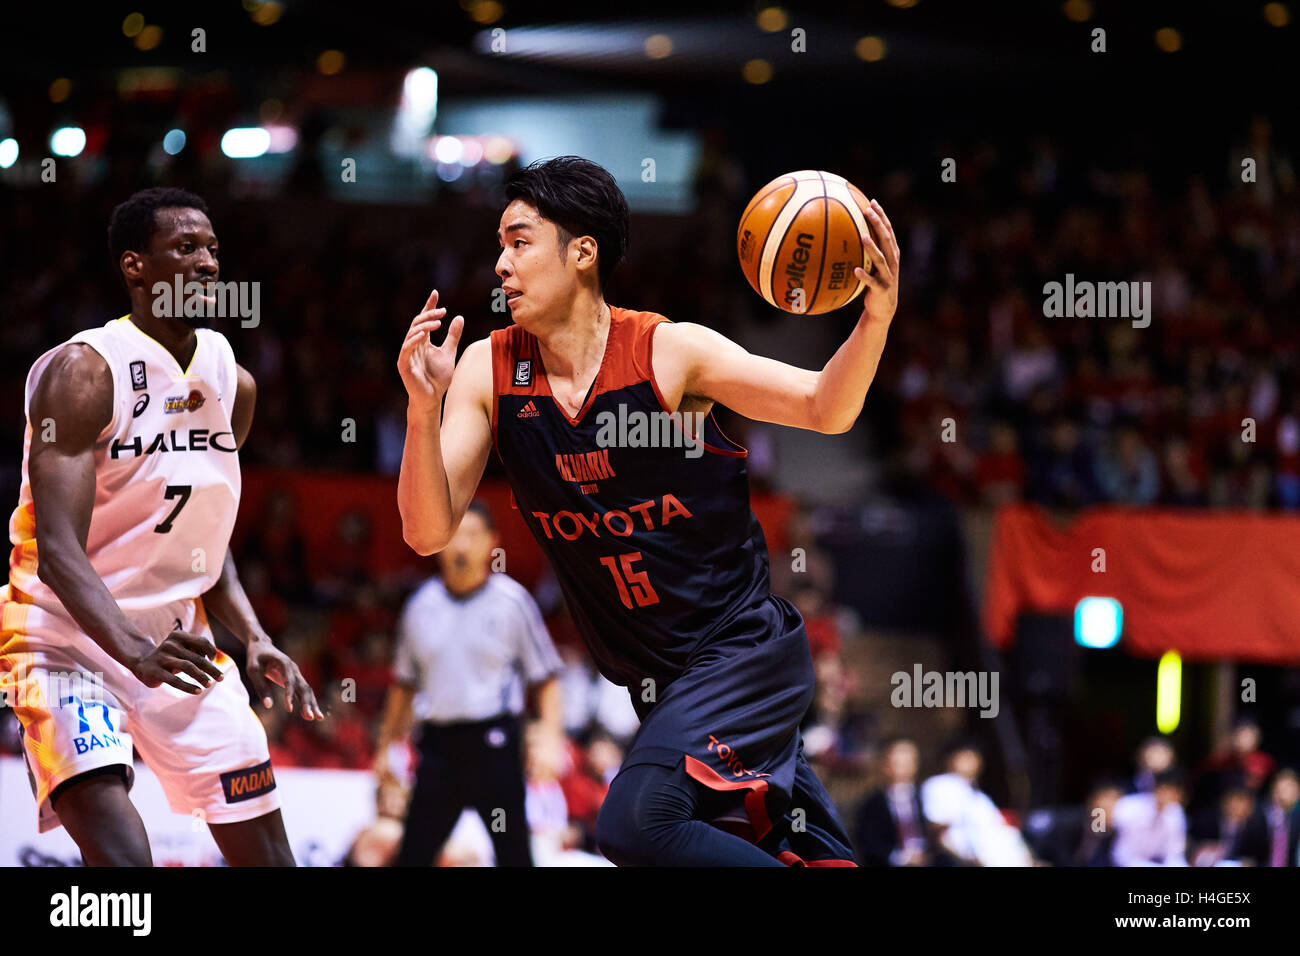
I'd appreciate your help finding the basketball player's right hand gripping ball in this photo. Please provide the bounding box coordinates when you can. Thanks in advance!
[737,170,875,315]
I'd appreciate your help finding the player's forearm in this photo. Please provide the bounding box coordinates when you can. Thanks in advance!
[37,538,154,668]
[397,403,455,554]
[812,314,892,434]
[202,550,271,647]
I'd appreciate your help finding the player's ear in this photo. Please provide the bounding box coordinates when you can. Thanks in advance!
[574,235,599,276]
[120,250,145,284]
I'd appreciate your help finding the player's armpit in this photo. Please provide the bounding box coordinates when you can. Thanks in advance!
[651,321,829,432]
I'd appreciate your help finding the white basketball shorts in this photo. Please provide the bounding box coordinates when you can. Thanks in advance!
[0,586,280,833]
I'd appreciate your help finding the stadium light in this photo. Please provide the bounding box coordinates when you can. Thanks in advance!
[1156,650,1181,734]
[392,67,438,158]
[0,138,17,168]
[162,129,186,155]
[50,127,86,157]
[484,136,514,165]
[264,125,298,154]
[433,135,463,165]
[1074,596,1122,648]
[221,127,271,159]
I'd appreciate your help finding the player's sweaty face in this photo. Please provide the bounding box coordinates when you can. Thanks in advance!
[144,207,220,290]
[495,199,575,326]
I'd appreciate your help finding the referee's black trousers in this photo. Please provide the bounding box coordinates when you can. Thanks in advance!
[393,714,533,867]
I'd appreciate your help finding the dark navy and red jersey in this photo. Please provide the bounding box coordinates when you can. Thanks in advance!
[488,305,857,863]
[490,306,772,691]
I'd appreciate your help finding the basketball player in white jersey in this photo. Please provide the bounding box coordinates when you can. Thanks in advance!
[0,187,322,866]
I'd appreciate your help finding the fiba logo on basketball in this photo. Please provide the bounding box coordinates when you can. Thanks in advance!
[737,169,874,315]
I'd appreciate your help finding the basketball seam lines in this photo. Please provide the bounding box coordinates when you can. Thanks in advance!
[806,171,831,313]
[767,194,824,312]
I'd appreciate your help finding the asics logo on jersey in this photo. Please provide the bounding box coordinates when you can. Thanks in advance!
[555,450,615,483]
[132,394,150,418]
[110,429,237,458]
[517,400,540,419]
[163,389,206,414]
[531,493,693,541]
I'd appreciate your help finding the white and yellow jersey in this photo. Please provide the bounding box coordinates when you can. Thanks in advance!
[7,316,242,618]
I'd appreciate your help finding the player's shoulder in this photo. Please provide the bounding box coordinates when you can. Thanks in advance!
[26,340,115,438]
[602,305,672,382]
[31,338,114,406]
[453,337,494,404]
[460,336,493,364]
[41,339,112,379]
[612,304,673,337]
[612,304,670,320]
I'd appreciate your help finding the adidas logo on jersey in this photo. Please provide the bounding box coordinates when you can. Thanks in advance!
[517,400,540,419]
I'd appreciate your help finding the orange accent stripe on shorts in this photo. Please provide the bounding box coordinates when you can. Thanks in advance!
[683,754,774,842]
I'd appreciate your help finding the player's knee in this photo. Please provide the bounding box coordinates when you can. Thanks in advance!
[595,784,644,866]
[596,764,697,866]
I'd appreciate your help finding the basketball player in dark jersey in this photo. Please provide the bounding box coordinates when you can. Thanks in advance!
[397,156,899,866]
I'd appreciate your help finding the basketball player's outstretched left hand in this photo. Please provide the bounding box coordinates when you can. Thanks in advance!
[245,639,324,720]
[398,289,464,414]
[854,199,900,328]
[129,630,225,693]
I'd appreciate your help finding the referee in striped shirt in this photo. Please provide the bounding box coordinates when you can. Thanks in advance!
[377,501,563,866]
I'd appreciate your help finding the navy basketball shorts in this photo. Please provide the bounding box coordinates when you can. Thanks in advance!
[613,594,857,865]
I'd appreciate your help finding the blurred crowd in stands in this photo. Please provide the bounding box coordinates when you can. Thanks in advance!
[3,114,1299,864]
[3,118,1298,509]
[853,719,1299,868]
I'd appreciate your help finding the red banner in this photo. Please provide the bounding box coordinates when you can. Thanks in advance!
[983,504,1300,664]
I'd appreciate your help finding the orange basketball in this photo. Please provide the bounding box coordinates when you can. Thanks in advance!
[736,169,874,315]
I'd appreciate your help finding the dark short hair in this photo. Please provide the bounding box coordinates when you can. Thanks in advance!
[108,187,210,262]
[503,156,629,290]
[464,499,496,532]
